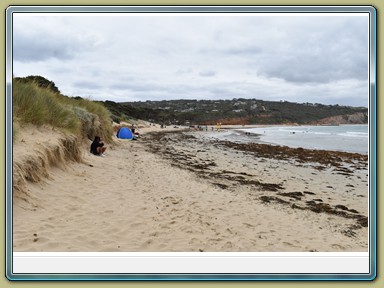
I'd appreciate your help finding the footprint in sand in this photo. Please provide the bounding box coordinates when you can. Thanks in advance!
[331,244,346,250]
[222,241,234,250]
[130,222,145,228]
[162,196,183,205]
[283,241,299,247]
[189,237,203,245]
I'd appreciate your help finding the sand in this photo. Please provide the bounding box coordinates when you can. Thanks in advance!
[12,124,369,252]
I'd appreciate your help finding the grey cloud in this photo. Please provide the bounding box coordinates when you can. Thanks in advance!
[109,83,133,91]
[175,68,193,75]
[14,34,76,62]
[200,45,262,56]
[74,81,102,90]
[13,28,100,63]
[199,70,216,77]
[222,45,263,56]
[12,14,369,107]
[100,77,367,107]
[258,45,367,84]
[110,81,171,92]
[201,16,368,85]
[111,83,154,92]
[254,18,368,84]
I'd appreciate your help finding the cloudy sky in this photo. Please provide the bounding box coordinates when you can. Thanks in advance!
[13,12,369,107]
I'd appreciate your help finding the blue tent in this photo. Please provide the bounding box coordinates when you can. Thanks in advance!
[116,127,133,140]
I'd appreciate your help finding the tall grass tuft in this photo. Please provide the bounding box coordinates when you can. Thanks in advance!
[13,79,113,143]
[13,81,80,134]
[13,82,50,125]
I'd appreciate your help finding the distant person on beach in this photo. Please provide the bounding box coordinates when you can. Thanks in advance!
[216,122,222,131]
[90,136,107,156]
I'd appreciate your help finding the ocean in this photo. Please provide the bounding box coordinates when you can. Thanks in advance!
[204,125,369,154]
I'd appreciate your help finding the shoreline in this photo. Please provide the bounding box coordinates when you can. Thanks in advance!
[143,131,368,223]
[13,127,369,252]
[200,124,369,155]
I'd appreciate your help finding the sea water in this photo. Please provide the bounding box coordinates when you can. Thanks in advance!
[205,125,369,154]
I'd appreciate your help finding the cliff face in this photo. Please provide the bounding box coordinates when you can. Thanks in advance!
[310,112,368,125]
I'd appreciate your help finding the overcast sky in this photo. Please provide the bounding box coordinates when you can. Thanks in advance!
[13,13,369,107]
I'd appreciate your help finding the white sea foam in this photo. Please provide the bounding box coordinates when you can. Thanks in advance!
[226,125,369,154]
[243,125,369,153]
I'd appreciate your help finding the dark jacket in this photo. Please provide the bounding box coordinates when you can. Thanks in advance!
[90,136,104,155]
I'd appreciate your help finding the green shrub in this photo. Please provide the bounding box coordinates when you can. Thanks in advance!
[74,106,99,141]
[71,98,113,142]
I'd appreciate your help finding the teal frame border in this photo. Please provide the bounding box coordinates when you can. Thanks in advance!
[5,5,377,281]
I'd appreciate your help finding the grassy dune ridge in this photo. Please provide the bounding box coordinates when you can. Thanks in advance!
[12,77,115,197]
[13,78,113,143]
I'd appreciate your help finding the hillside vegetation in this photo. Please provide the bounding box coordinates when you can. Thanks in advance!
[106,98,368,126]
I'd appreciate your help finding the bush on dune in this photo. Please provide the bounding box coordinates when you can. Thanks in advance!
[71,97,113,142]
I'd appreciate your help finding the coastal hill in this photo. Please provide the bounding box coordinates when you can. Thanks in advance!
[105,98,368,126]
[14,75,367,126]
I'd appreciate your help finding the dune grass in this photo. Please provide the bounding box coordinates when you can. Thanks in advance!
[13,79,113,143]
[12,77,116,196]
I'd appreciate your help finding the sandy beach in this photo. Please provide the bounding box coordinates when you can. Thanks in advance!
[12,124,369,252]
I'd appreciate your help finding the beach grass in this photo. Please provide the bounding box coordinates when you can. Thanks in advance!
[12,77,115,197]
[13,81,80,132]
[12,79,113,142]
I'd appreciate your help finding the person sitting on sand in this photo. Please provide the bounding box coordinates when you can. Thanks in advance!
[90,136,107,156]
